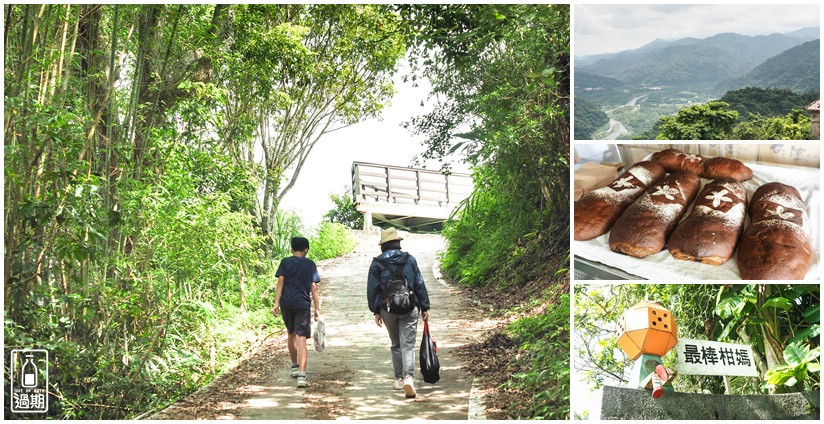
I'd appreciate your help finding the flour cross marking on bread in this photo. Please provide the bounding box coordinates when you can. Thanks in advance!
[766,205,796,220]
[681,153,702,163]
[612,176,635,189]
[705,189,732,208]
[651,184,680,201]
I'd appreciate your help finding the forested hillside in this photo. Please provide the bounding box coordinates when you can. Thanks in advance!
[578,32,814,89]
[574,71,623,91]
[718,39,821,94]
[589,45,753,87]
[720,87,819,122]
[574,98,609,140]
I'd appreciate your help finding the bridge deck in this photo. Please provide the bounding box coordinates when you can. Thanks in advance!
[351,162,473,231]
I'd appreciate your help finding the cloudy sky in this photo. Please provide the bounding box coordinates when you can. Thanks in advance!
[575,4,820,57]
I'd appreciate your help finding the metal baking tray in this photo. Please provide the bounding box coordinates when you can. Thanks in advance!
[573,256,644,280]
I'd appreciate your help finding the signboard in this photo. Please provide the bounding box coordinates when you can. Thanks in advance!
[9,349,49,413]
[674,338,759,377]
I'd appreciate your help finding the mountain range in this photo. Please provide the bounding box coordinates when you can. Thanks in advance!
[576,27,820,94]
[717,39,820,93]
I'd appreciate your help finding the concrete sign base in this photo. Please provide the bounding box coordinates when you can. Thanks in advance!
[599,385,820,420]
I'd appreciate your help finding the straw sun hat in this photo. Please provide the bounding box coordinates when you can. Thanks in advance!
[379,227,404,245]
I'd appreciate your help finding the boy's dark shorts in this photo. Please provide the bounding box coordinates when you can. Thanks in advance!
[281,306,311,338]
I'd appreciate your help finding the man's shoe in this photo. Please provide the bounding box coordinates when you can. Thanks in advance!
[291,365,300,378]
[393,378,404,390]
[297,375,308,388]
[403,376,416,398]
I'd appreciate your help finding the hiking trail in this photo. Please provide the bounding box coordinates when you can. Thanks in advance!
[147,234,496,420]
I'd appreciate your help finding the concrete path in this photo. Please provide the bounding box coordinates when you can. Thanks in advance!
[231,235,489,419]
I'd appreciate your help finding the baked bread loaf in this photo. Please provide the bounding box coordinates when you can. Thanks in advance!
[651,148,753,181]
[651,148,705,175]
[703,157,753,181]
[668,178,747,265]
[609,171,701,258]
[737,182,812,280]
[574,161,666,241]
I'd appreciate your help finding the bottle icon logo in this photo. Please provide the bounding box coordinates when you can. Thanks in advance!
[10,349,49,413]
[22,354,38,388]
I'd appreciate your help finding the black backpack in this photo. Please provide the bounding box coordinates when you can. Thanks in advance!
[377,257,416,314]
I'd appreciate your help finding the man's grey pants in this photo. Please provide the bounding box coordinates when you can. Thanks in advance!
[380,307,419,379]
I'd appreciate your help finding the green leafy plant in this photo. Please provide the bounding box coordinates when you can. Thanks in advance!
[506,294,570,419]
[308,222,358,261]
[323,186,364,230]
[765,342,820,389]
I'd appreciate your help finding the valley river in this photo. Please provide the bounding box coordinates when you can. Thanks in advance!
[603,118,628,140]
[599,94,648,140]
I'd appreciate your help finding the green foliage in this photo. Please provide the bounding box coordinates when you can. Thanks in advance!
[731,110,813,140]
[403,4,570,290]
[323,186,364,230]
[719,87,819,122]
[765,342,820,389]
[650,98,814,140]
[3,4,384,419]
[222,4,407,251]
[574,97,609,140]
[506,294,570,419]
[271,210,306,259]
[308,222,358,261]
[401,6,569,418]
[657,101,739,139]
[714,284,820,392]
[441,183,534,286]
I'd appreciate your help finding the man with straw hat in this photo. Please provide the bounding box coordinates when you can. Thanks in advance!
[367,228,431,398]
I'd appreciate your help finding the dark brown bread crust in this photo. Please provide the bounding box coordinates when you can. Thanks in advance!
[574,161,666,241]
[651,148,753,181]
[668,178,748,265]
[609,171,701,258]
[651,148,705,174]
[703,157,753,181]
[737,182,812,280]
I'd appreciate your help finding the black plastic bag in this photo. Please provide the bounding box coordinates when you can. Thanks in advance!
[419,320,440,384]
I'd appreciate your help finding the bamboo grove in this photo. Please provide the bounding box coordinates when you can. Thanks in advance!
[4,4,406,418]
[4,4,571,418]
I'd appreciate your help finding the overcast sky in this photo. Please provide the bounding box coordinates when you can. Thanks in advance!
[574,4,821,57]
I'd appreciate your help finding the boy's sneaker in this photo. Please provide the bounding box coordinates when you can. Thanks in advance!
[403,376,416,398]
[393,378,404,390]
[297,374,308,388]
[291,364,300,378]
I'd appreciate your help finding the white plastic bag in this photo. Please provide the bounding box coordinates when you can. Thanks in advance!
[313,316,326,352]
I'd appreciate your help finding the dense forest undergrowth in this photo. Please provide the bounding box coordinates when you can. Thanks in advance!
[4,4,570,419]
[449,243,570,420]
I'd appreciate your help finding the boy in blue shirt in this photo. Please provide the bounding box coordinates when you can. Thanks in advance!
[273,237,321,388]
